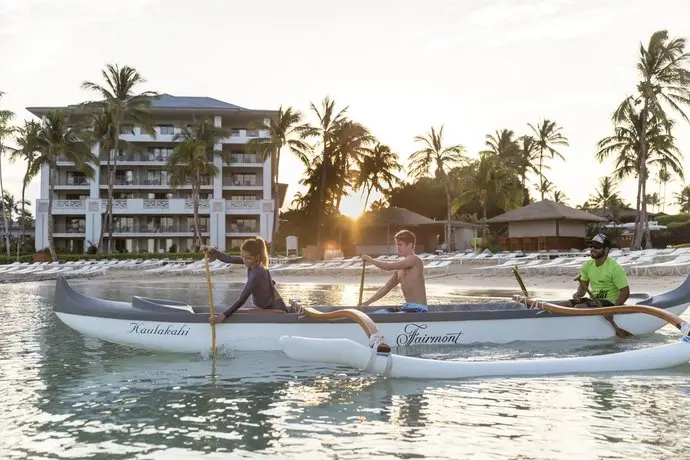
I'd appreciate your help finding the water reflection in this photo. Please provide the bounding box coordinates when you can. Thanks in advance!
[3,280,690,459]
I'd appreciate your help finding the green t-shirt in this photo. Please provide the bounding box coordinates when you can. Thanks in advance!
[580,258,629,304]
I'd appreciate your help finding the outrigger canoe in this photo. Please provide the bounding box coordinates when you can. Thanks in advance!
[280,302,690,379]
[53,275,690,353]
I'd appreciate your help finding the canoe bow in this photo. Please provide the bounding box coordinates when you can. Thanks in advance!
[515,296,690,337]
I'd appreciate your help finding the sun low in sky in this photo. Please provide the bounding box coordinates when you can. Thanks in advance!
[2,0,689,217]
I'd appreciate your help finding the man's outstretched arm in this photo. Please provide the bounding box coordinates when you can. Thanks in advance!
[363,255,416,271]
[360,273,399,306]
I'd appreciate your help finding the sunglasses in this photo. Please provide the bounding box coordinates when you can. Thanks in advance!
[589,244,605,249]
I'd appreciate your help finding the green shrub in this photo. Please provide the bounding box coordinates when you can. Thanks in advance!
[657,214,690,225]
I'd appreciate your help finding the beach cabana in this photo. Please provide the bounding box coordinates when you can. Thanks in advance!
[485,200,607,251]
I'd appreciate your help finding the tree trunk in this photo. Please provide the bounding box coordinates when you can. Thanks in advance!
[539,151,544,200]
[0,156,10,255]
[48,165,57,262]
[632,175,642,249]
[316,145,328,258]
[20,182,26,244]
[98,155,111,252]
[362,183,373,214]
[642,179,652,249]
[193,186,202,251]
[633,103,649,250]
[270,147,281,256]
[444,184,453,252]
[107,149,118,253]
[482,201,487,243]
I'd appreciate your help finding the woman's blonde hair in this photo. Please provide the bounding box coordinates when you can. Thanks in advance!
[241,236,269,267]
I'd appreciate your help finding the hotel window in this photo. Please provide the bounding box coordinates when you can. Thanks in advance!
[119,124,134,134]
[66,171,87,185]
[146,170,167,185]
[158,125,175,135]
[114,170,134,185]
[231,195,257,201]
[187,217,209,232]
[113,216,134,232]
[232,174,256,186]
[147,147,173,161]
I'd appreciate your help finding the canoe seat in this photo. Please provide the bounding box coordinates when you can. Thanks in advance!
[132,296,195,314]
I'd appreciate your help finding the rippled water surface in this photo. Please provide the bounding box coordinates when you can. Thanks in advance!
[2,279,690,459]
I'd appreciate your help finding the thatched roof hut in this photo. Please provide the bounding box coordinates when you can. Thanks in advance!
[486,200,607,251]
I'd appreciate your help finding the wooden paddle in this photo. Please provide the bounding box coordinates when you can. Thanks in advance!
[204,251,217,356]
[512,265,529,297]
[574,274,632,338]
[358,260,366,306]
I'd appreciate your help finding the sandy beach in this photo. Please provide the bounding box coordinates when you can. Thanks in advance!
[99,263,687,295]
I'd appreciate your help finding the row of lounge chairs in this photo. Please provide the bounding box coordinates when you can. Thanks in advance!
[468,247,690,276]
[0,258,171,282]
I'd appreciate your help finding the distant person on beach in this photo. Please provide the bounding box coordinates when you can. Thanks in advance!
[359,229,428,312]
[201,237,289,323]
[568,233,630,307]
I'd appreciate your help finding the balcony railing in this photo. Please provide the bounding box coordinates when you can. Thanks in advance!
[55,200,86,210]
[53,225,86,234]
[227,200,259,209]
[229,154,259,164]
[110,223,209,234]
[228,179,259,186]
[228,225,259,233]
[58,179,89,186]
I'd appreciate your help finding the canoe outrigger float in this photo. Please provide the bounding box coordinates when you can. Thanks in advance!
[281,301,690,379]
[54,275,690,353]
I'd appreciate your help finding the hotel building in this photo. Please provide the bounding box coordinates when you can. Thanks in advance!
[27,94,284,253]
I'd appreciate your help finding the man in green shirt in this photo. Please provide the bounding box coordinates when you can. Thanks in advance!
[569,233,630,307]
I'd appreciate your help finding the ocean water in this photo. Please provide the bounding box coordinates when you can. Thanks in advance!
[2,279,690,459]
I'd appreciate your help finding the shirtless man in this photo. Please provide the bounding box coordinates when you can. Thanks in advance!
[359,229,428,312]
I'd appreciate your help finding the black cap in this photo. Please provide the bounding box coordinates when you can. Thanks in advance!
[588,233,611,248]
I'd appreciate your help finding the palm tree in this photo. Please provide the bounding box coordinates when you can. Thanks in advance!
[9,120,41,245]
[658,166,672,211]
[514,135,540,204]
[29,111,97,261]
[451,153,523,243]
[166,118,229,250]
[0,92,15,254]
[302,97,348,256]
[409,125,466,251]
[614,30,690,249]
[482,129,519,164]
[246,106,311,255]
[328,120,375,209]
[646,192,661,212]
[528,120,569,199]
[354,143,401,213]
[369,198,388,212]
[290,191,309,211]
[598,98,684,247]
[552,190,568,204]
[675,185,690,213]
[587,177,627,221]
[81,64,157,253]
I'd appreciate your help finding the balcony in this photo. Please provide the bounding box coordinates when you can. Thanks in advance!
[41,198,264,215]
[116,127,269,144]
[110,223,209,235]
[226,200,260,210]
[55,179,90,190]
[99,178,212,188]
[225,154,263,167]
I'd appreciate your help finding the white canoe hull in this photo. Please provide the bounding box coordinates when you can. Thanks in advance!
[279,335,690,379]
[56,302,689,353]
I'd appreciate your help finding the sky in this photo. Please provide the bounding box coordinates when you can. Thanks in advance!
[1,0,689,219]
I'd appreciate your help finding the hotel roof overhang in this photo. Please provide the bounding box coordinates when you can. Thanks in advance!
[25,94,278,119]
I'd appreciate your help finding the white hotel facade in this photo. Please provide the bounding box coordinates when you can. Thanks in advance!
[28,94,283,254]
